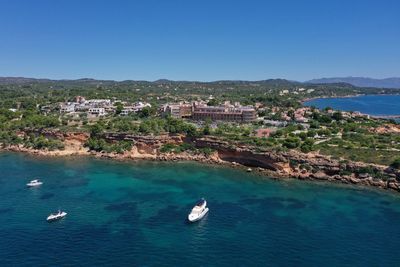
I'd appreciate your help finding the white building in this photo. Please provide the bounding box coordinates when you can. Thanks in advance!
[120,109,130,116]
[87,99,111,107]
[120,102,152,116]
[60,103,76,113]
[132,102,151,112]
[75,103,90,111]
[88,107,106,116]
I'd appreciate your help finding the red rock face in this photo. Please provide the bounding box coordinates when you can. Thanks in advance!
[3,130,400,192]
[64,132,90,143]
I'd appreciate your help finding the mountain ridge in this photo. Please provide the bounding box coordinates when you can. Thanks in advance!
[0,76,399,89]
[307,77,400,89]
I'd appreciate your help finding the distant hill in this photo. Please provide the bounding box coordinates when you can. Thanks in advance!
[0,77,116,86]
[1,76,398,89]
[307,77,400,89]
[2,76,400,99]
[0,77,53,85]
[0,77,302,86]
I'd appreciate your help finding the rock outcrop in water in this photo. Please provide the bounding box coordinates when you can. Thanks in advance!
[2,130,399,193]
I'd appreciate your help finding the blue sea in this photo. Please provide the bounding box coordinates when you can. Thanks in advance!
[1,152,400,266]
[304,94,400,117]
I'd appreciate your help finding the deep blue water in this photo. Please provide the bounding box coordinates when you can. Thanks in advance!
[1,152,400,266]
[304,94,400,117]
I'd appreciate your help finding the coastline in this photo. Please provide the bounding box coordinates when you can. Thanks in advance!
[301,93,400,104]
[302,93,400,119]
[2,142,400,194]
[301,94,364,104]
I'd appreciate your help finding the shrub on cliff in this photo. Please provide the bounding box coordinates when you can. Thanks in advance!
[282,137,301,149]
[198,147,215,156]
[160,143,177,153]
[85,137,132,154]
[111,141,133,154]
[90,123,105,137]
[202,123,211,135]
[26,135,64,151]
[0,131,23,145]
[184,124,198,137]
[85,137,107,152]
[391,158,400,169]
[300,138,315,153]
[160,143,195,153]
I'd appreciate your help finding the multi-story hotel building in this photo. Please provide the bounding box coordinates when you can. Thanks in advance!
[162,101,256,123]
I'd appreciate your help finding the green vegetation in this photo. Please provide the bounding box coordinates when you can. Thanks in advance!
[318,146,400,166]
[138,117,198,136]
[85,138,133,154]
[2,78,399,114]
[0,78,399,168]
[0,132,64,151]
[25,135,65,150]
[312,118,400,165]
[160,143,195,153]
[0,131,23,146]
[159,143,215,156]
[390,158,400,169]
[85,116,198,137]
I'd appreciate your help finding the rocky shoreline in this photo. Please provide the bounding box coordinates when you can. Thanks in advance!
[301,94,364,104]
[1,131,400,193]
[301,93,400,103]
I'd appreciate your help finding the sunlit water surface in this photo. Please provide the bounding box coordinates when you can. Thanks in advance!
[1,152,400,266]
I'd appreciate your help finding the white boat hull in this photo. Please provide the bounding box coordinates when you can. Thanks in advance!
[188,207,209,222]
[47,212,67,222]
[27,182,43,187]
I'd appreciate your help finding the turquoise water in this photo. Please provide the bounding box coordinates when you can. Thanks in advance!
[304,94,400,117]
[1,152,400,266]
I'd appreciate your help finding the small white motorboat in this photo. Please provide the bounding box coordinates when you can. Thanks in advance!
[26,179,43,187]
[47,210,67,222]
[188,198,209,222]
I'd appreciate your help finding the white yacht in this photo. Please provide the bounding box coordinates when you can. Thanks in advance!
[188,198,209,222]
[46,210,67,222]
[26,179,43,187]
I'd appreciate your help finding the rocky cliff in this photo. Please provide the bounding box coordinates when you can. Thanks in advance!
[2,130,399,192]
[98,133,400,192]
[192,137,400,191]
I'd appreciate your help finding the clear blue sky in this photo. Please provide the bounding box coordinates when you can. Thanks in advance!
[0,0,399,81]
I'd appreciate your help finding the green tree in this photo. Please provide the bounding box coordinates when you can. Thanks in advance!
[114,102,123,115]
[138,107,152,118]
[207,99,218,106]
[90,122,104,137]
[202,118,212,135]
[185,124,198,137]
[300,138,315,153]
[332,112,343,121]
[282,137,301,149]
